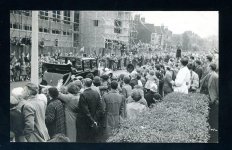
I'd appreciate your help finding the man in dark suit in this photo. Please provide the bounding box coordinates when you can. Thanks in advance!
[194,60,203,81]
[76,78,104,143]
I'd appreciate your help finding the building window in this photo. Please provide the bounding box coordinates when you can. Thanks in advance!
[52,29,60,34]
[52,11,60,22]
[22,11,31,16]
[23,24,31,31]
[63,31,67,35]
[39,27,43,32]
[114,28,121,34]
[63,11,71,24]
[39,11,48,20]
[52,29,56,34]
[93,20,98,26]
[44,28,49,33]
[114,20,122,27]
[10,23,13,28]
[11,10,21,15]
[12,23,21,29]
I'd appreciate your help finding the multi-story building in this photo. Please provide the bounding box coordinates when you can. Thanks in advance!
[10,10,80,58]
[79,11,132,56]
[151,25,172,50]
[134,15,155,44]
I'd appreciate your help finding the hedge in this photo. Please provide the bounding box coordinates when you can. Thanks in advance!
[107,92,210,143]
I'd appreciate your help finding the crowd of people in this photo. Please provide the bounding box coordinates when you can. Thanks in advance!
[10,54,31,82]
[10,50,219,142]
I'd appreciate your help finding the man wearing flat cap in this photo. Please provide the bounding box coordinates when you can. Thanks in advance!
[21,83,50,142]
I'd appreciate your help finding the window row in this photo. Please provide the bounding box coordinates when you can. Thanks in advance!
[10,23,71,36]
[10,10,31,16]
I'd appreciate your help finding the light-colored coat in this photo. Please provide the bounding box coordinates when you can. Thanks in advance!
[22,95,50,142]
[208,71,219,103]
[58,93,79,142]
[174,66,191,94]
[102,90,125,137]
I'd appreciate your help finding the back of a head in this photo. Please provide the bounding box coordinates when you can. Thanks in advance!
[72,80,82,89]
[85,78,93,88]
[67,83,79,94]
[111,81,118,90]
[119,74,125,81]
[131,89,142,102]
[11,87,24,99]
[187,63,193,70]
[195,60,201,66]
[93,76,101,87]
[155,64,161,70]
[180,57,189,66]
[124,76,131,84]
[206,55,213,62]
[48,87,59,99]
[86,73,94,80]
[26,83,38,96]
[210,63,217,71]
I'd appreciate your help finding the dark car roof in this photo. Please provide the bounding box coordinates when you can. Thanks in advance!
[58,56,96,60]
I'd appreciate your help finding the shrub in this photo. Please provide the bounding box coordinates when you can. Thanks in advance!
[107,92,210,143]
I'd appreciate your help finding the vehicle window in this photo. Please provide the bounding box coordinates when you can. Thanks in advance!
[75,59,82,70]
[91,60,97,68]
[84,60,90,69]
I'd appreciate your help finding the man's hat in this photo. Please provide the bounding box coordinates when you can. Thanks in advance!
[93,76,101,84]
[25,83,38,92]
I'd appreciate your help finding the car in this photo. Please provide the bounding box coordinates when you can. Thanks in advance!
[40,56,99,86]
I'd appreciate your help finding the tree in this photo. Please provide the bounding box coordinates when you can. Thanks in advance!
[182,32,191,50]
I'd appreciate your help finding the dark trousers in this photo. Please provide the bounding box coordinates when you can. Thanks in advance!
[208,102,218,143]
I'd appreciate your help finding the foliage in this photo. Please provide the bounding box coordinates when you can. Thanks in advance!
[107,92,210,143]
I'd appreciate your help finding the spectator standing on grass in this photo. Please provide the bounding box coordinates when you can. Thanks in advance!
[202,55,213,79]
[58,82,80,142]
[163,66,174,96]
[76,78,104,143]
[194,60,203,81]
[207,63,219,143]
[102,81,125,140]
[21,83,50,142]
[172,57,191,94]
[45,87,66,138]
[10,96,24,142]
[122,76,132,99]
[187,63,199,93]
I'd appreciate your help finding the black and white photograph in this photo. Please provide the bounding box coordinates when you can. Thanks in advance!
[9,11,218,143]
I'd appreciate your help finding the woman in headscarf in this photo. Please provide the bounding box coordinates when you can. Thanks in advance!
[58,83,80,142]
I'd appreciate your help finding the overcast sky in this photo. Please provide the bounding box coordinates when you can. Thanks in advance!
[132,11,218,38]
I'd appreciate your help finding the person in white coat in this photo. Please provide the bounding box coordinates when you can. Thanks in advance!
[172,57,191,94]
